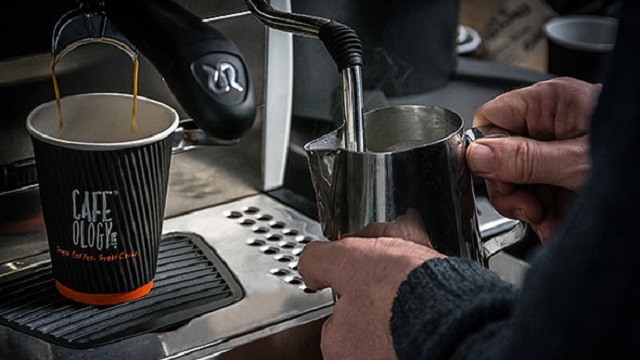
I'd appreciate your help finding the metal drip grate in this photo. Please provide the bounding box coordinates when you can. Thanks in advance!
[0,232,243,349]
[222,204,321,293]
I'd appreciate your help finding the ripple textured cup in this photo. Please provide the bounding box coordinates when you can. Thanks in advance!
[544,15,618,83]
[26,93,179,305]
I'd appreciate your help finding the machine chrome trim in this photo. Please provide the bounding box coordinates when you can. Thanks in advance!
[261,0,294,191]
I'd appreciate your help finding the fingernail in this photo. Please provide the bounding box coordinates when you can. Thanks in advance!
[468,144,496,173]
[513,209,530,224]
[536,229,550,245]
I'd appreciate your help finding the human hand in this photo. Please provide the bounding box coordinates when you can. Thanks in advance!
[467,77,601,244]
[299,238,445,360]
[353,208,433,248]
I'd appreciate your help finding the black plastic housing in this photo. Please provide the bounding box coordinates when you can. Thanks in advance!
[106,0,256,140]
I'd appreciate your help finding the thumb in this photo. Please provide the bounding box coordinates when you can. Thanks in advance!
[298,241,344,292]
[466,136,589,190]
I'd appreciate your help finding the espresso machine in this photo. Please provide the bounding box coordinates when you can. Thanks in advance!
[1,0,335,358]
[0,0,547,358]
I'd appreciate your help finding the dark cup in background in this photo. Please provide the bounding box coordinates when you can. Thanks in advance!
[26,93,178,306]
[544,15,618,83]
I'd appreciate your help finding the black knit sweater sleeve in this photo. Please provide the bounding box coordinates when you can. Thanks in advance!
[390,258,516,360]
[390,0,640,358]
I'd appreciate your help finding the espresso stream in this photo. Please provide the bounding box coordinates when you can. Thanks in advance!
[50,56,140,133]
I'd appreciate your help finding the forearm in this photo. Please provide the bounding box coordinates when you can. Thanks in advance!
[390,258,517,360]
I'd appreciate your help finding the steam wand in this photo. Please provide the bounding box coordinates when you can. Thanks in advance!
[245,0,365,152]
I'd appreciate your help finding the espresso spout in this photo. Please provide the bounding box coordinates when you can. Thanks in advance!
[53,0,256,141]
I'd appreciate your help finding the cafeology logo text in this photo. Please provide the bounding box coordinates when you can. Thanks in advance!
[72,189,119,250]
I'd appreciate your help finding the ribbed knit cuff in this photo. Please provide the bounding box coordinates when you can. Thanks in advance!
[391,258,517,360]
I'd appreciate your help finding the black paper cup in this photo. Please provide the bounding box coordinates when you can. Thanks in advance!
[26,93,179,305]
[544,15,618,83]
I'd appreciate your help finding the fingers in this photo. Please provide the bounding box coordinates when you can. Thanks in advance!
[473,86,529,134]
[299,238,443,293]
[354,209,433,247]
[485,180,552,242]
[485,180,572,244]
[473,77,600,139]
[467,136,589,191]
[298,241,347,292]
[320,315,336,358]
[485,179,545,225]
[532,219,558,245]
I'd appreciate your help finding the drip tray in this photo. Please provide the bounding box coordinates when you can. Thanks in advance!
[0,194,334,359]
[0,232,243,349]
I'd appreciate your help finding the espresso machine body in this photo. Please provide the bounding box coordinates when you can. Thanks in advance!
[0,1,335,358]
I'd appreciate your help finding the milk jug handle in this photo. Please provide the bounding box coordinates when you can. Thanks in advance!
[464,126,530,261]
[464,125,511,144]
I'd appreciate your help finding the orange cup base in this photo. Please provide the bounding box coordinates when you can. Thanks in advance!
[55,280,154,306]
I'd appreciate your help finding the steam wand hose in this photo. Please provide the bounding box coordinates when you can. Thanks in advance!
[244,0,365,152]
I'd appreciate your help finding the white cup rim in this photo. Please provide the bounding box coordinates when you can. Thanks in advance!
[544,15,619,52]
[26,93,179,151]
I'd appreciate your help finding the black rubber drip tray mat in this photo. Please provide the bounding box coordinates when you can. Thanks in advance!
[0,232,244,349]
